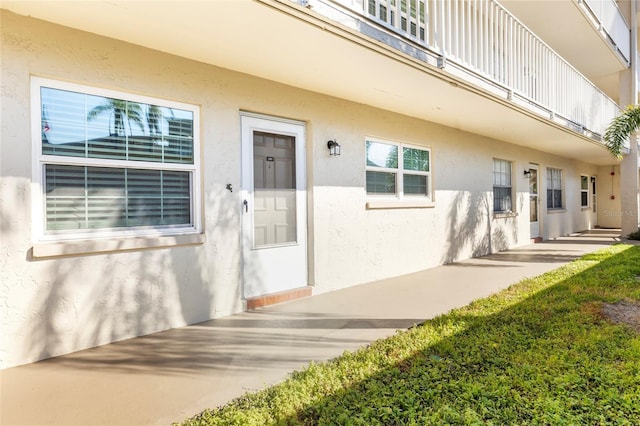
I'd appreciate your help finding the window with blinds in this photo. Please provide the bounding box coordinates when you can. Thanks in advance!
[365,139,431,199]
[33,78,200,238]
[580,175,589,208]
[546,167,563,209]
[493,158,512,212]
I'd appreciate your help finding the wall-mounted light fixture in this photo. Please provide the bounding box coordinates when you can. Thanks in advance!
[523,169,532,178]
[327,139,341,156]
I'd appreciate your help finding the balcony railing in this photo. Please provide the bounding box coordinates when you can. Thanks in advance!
[583,0,630,64]
[311,0,621,137]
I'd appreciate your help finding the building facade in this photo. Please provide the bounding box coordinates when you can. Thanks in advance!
[1,0,639,369]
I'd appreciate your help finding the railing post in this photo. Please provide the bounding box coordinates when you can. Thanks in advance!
[439,0,445,60]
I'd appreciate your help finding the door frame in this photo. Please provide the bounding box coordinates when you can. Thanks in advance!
[240,112,308,299]
[529,163,540,239]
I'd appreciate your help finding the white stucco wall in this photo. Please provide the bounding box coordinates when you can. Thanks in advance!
[0,11,603,369]
[597,165,623,228]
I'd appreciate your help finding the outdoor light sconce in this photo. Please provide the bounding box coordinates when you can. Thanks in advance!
[523,169,532,178]
[327,139,341,156]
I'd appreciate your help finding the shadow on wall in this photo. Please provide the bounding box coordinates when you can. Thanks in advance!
[240,219,267,301]
[18,185,241,366]
[441,191,517,265]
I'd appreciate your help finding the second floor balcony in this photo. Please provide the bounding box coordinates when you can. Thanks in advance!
[502,0,630,103]
[2,0,628,163]
[317,0,623,138]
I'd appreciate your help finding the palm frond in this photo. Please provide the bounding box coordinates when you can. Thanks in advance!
[603,105,640,159]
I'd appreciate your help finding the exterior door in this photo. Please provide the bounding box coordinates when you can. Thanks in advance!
[529,165,540,238]
[241,113,307,299]
[591,176,597,215]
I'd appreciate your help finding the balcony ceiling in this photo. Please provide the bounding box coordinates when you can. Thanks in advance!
[2,0,618,165]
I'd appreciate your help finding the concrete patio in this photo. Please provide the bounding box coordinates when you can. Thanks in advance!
[0,230,625,425]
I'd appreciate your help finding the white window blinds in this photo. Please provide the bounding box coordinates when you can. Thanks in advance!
[35,79,199,237]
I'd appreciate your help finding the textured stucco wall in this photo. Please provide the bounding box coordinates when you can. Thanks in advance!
[597,165,623,228]
[0,11,602,368]
[0,11,247,368]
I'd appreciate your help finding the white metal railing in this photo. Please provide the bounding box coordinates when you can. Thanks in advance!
[583,0,630,63]
[324,0,621,136]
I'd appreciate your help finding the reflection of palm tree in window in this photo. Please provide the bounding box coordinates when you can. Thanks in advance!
[386,148,398,169]
[41,104,51,143]
[147,105,162,136]
[147,105,176,147]
[402,147,429,171]
[386,147,398,193]
[87,99,144,137]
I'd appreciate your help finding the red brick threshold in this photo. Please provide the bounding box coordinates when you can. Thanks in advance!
[531,237,543,243]
[246,287,312,310]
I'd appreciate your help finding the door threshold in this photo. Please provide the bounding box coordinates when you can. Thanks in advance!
[246,287,312,310]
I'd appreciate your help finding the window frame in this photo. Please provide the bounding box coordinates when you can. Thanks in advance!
[365,137,432,203]
[546,167,563,210]
[580,174,589,208]
[492,158,513,213]
[31,77,202,246]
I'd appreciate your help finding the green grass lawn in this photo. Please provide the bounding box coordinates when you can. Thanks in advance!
[181,245,640,425]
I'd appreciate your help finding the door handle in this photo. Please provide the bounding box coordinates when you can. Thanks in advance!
[243,199,248,213]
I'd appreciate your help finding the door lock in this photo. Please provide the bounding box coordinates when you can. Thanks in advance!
[243,199,248,213]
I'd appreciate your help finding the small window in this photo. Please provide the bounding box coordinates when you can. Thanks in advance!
[365,139,431,199]
[580,175,589,208]
[546,168,563,209]
[32,78,201,242]
[493,159,512,212]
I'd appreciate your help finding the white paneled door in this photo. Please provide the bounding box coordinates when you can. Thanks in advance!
[241,113,307,299]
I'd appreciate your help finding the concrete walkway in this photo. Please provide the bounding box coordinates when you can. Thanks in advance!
[0,230,625,425]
